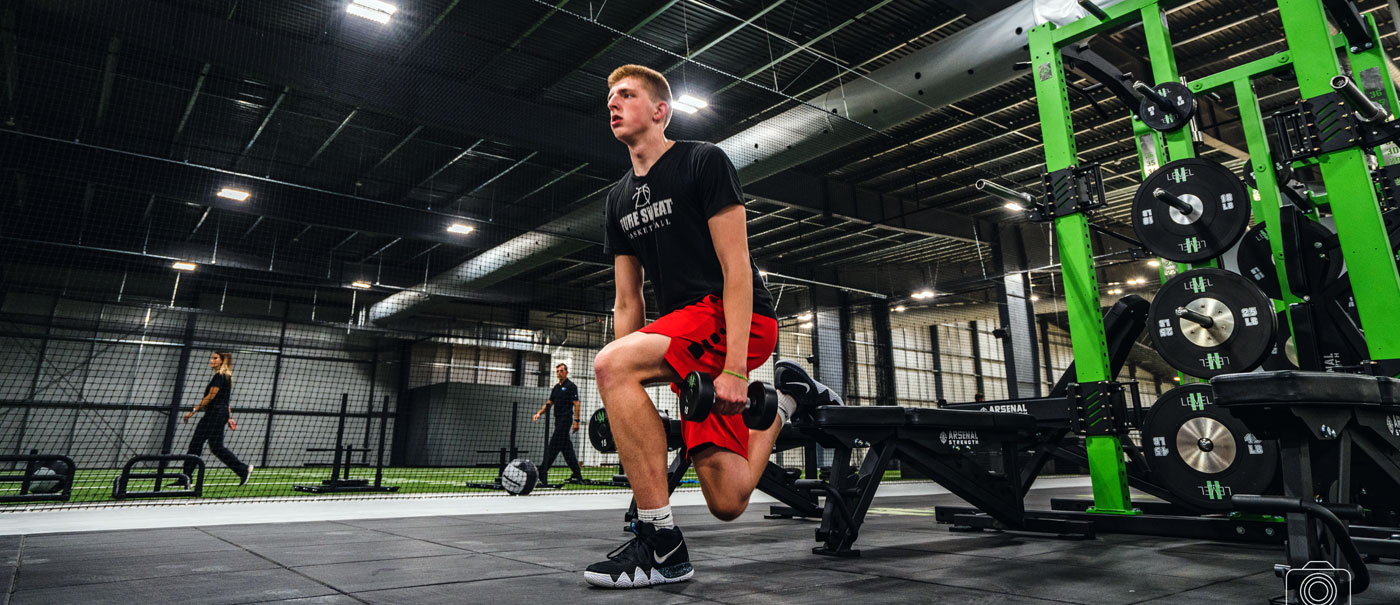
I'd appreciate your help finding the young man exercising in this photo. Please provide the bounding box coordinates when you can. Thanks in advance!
[586,64,841,588]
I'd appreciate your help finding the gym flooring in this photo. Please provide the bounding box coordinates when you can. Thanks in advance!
[4,485,1397,604]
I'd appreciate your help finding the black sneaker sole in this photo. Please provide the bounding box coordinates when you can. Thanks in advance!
[584,563,693,588]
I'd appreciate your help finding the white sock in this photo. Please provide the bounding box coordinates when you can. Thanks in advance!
[777,392,798,424]
[638,505,675,530]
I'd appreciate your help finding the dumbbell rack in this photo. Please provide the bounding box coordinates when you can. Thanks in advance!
[1029,0,1400,517]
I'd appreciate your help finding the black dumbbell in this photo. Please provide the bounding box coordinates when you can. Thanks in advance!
[677,371,778,430]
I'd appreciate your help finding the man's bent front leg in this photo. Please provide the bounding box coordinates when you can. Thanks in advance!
[593,331,679,510]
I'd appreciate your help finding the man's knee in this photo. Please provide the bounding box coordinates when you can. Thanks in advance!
[593,342,628,391]
[706,493,750,522]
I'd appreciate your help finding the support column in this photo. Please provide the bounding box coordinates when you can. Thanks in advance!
[810,286,846,401]
[929,324,945,404]
[994,224,1040,399]
[870,299,897,406]
[160,313,197,455]
[968,321,984,397]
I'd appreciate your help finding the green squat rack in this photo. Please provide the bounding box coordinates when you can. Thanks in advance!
[1017,0,1400,519]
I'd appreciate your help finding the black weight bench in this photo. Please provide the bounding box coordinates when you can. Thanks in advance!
[794,405,1070,556]
[1213,370,1400,595]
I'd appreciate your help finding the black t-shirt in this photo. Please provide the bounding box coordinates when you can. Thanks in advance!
[549,379,579,420]
[204,374,231,417]
[603,141,775,318]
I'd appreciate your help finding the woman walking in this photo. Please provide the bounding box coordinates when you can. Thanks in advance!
[178,351,253,487]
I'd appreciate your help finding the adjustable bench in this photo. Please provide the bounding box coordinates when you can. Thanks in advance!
[1213,370,1400,591]
[793,405,1055,556]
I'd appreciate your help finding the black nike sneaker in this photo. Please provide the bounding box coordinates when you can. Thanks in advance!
[774,360,843,420]
[584,521,693,588]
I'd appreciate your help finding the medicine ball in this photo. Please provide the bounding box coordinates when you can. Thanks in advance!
[501,458,538,496]
[30,460,70,494]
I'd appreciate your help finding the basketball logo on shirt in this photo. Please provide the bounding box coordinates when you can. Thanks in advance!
[632,184,651,209]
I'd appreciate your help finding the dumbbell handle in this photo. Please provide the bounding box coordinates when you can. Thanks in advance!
[1152,188,1196,215]
[679,372,777,431]
[1175,306,1215,329]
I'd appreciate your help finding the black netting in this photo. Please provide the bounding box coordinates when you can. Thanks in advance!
[0,0,1191,509]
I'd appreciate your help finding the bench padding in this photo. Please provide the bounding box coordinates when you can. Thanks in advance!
[907,407,1036,432]
[1212,371,1382,405]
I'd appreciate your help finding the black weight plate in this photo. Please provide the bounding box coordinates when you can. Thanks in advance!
[1139,81,1197,132]
[1141,383,1278,511]
[588,408,614,453]
[1234,221,1344,300]
[745,381,779,431]
[1133,159,1250,263]
[1149,268,1276,377]
[679,371,713,421]
[1262,309,1298,371]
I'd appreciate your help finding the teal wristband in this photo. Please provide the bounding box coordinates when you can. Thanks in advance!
[722,369,749,382]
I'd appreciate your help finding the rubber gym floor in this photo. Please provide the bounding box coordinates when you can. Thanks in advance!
[4,481,1397,604]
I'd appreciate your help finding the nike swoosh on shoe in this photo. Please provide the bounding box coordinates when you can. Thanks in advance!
[654,542,683,564]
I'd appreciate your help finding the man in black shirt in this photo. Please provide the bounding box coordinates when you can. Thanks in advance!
[532,363,584,484]
[583,64,841,589]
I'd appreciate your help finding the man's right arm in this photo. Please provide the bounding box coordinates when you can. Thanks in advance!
[613,255,645,338]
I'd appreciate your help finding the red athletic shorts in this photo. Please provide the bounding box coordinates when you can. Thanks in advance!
[639,295,778,459]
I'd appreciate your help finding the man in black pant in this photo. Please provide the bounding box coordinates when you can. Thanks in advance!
[532,363,584,485]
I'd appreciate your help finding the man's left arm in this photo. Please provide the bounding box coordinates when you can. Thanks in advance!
[709,204,753,414]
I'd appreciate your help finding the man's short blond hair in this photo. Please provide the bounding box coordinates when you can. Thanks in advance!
[608,64,673,129]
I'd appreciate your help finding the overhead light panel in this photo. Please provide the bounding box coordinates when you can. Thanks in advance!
[893,305,906,312]
[447,223,474,234]
[670,100,699,114]
[172,262,196,271]
[348,0,396,23]
[1148,259,1162,267]
[1003,202,1024,211]
[911,289,934,300]
[351,280,372,289]
[677,94,708,109]
[796,312,813,321]
[217,188,250,202]
[1030,295,1040,302]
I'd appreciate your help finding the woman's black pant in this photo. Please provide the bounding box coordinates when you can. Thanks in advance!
[540,420,581,479]
[184,413,249,480]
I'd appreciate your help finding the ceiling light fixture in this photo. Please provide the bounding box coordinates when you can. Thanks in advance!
[172,262,196,271]
[1003,202,1024,211]
[800,322,814,329]
[796,312,814,321]
[1030,295,1040,301]
[348,0,396,23]
[217,188,250,201]
[447,223,474,234]
[1148,259,1161,268]
[893,305,906,312]
[351,280,372,289]
[670,101,699,114]
[911,289,934,300]
[678,94,708,109]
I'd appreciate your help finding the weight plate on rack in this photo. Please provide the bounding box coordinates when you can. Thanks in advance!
[1234,221,1344,300]
[587,408,614,454]
[1141,383,1278,511]
[1133,158,1250,263]
[1149,268,1276,377]
[1262,310,1299,371]
[1139,81,1197,132]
